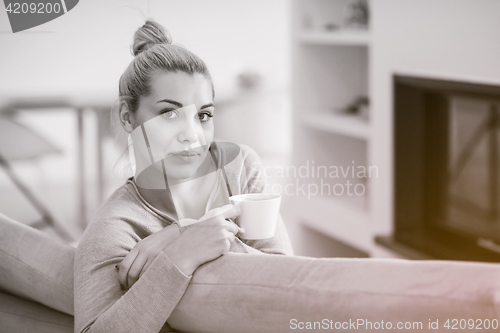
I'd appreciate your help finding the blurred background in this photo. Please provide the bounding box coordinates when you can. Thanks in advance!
[0,0,291,243]
[1,0,499,261]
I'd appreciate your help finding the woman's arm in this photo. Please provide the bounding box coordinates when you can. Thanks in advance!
[74,221,190,333]
[75,207,241,333]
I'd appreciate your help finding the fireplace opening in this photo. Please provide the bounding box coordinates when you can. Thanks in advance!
[390,75,500,262]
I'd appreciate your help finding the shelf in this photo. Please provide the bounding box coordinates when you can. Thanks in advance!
[299,30,370,46]
[296,196,371,253]
[301,112,370,139]
[292,1,372,255]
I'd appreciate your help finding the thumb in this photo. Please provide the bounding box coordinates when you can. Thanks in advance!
[177,218,199,227]
[221,204,241,220]
[200,204,238,222]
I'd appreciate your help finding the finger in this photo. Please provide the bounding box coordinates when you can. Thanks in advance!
[227,230,235,243]
[199,204,234,222]
[220,204,241,220]
[127,254,148,289]
[138,245,162,279]
[222,230,235,254]
[226,218,245,234]
[166,223,181,233]
[118,249,139,289]
[223,219,240,235]
[139,258,153,279]
[165,224,181,242]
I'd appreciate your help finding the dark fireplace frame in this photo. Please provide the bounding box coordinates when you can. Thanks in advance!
[378,75,500,262]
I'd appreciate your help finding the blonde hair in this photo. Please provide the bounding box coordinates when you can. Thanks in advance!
[119,19,213,114]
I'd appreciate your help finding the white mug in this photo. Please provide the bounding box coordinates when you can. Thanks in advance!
[229,193,281,240]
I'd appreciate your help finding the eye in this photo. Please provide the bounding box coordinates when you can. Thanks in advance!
[197,111,213,123]
[161,110,179,119]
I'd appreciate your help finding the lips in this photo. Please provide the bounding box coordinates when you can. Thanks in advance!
[172,150,200,157]
[169,148,203,163]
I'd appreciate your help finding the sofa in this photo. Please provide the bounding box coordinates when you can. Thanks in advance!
[1,212,500,333]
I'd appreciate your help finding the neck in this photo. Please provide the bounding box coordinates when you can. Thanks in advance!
[133,162,178,219]
[137,187,178,219]
[133,154,216,219]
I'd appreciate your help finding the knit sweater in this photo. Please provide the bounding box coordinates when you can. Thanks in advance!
[74,143,294,333]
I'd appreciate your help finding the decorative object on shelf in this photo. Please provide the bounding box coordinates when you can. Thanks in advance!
[237,70,262,91]
[324,22,341,32]
[302,13,340,32]
[335,96,369,120]
[302,14,313,31]
[342,0,369,30]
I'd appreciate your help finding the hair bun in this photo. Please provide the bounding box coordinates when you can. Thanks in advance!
[132,20,172,56]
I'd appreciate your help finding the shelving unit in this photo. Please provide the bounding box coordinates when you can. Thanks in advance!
[289,0,500,261]
[291,0,373,255]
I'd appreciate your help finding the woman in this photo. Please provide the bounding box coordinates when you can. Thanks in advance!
[74,20,293,333]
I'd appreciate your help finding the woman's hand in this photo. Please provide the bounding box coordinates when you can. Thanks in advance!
[164,205,241,276]
[117,223,180,290]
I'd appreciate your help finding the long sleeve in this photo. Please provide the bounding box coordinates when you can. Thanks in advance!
[74,220,191,333]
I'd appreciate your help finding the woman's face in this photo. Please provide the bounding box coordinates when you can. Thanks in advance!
[130,71,214,180]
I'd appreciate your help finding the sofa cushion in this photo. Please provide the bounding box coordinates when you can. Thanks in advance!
[0,291,73,333]
[0,213,74,315]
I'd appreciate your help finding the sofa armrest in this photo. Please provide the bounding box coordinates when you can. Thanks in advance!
[0,213,74,315]
[169,253,500,332]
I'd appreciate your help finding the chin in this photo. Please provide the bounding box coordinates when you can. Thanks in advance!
[163,148,211,181]
[164,162,202,181]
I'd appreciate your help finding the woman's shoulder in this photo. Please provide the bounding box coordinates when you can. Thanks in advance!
[238,143,262,165]
[90,179,143,223]
[76,180,150,255]
[80,180,154,239]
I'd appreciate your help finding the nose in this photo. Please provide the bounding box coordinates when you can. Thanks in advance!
[177,117,199,144]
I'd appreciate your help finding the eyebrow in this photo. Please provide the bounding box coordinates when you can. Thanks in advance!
[200,103,214,109]
[156,99,183,107]
[156,99,214,110]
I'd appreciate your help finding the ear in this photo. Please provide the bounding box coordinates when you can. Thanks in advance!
[119,102,134,133]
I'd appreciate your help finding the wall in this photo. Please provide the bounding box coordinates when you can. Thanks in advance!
[0,0,290,98]
[370,0,500,237]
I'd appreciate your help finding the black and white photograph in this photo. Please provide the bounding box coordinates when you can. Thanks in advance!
[0,1,500,332]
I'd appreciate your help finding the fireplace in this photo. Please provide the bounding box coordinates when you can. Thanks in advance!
[390,75,500,262]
